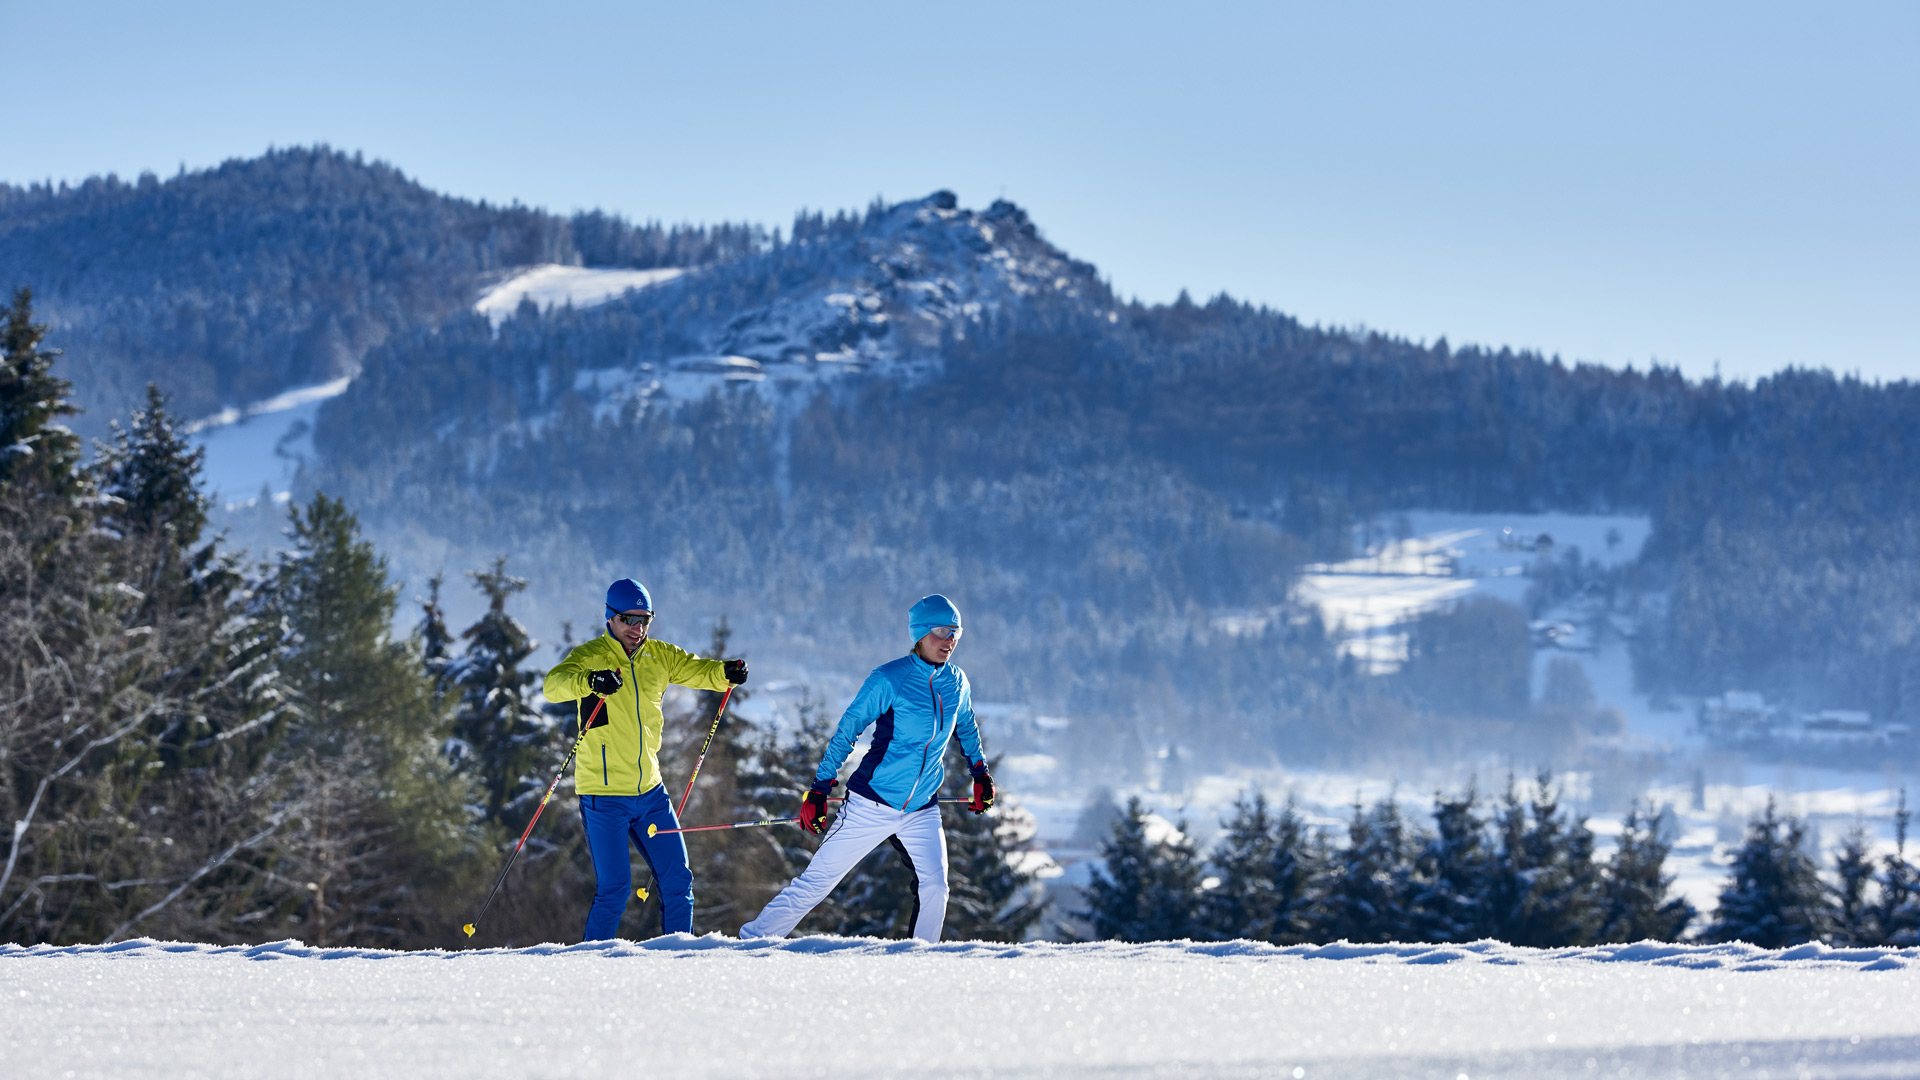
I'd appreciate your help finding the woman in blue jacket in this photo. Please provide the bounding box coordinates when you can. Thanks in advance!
[740,594,994,941]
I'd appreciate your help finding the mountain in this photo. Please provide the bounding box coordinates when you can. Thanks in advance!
[0,146,763,430]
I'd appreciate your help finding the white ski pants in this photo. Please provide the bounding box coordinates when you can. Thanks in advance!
[740,791,949,941]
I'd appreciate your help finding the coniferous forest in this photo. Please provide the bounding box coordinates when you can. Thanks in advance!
[7,149,1920,948]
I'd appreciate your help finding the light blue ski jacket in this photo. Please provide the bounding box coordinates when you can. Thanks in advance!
[816,652,986,811]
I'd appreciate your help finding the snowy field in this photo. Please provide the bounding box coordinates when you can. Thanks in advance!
[5,937,1919,1080]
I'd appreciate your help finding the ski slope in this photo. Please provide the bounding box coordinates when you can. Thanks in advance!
[188,377,352,505]
[475,265,686,327]
[5,937,1917,1079]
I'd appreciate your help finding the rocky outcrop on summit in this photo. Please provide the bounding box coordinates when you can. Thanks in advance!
[659,190,1108,382]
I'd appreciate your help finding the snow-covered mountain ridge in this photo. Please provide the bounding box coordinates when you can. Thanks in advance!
[477,191,1110,411]
[699,191,1101,370]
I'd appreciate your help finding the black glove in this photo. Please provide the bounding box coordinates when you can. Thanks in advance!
[723,658,749,685]
[798,788,830,835]
[968,768,994,814]
[587,669,623,695]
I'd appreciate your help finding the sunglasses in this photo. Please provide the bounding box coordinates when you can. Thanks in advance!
[927,625,962,641]
[609,611,653,627]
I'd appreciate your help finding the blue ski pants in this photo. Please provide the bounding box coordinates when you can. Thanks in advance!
[580,787,692,940]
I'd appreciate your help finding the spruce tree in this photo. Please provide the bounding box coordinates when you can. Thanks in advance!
[1316,798,1422,944]
[1595,804,1694,942]
[1197,791,1279,942]
[97,384,208,548]
[87,384,273,944]
[1084,797,1202,941]
[0,287,82,498]
[415,573,454,697]
[1487,774,1602,947]
[1874,791,1918,946]
[446,557,548,831]
[1702,799,1834,947]
[261,494,477,947]
[1266,797,1325,945]
[1412,785,1494,943]
[1829,825,1878,946]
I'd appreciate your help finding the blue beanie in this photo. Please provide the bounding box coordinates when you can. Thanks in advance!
[908,594,961,643]
[605,578,653,615]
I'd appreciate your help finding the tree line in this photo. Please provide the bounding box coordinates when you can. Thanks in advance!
[0,289,1035,947]
[1084,782,1920,948]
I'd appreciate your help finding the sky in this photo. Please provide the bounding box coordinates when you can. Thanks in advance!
[7,0,1916,382]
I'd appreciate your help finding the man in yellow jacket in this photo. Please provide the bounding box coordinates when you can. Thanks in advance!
[543,577,746,939]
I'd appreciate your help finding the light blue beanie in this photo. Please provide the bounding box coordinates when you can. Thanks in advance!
[908,594,961,643]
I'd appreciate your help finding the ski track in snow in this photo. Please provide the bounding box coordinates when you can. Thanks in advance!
[5,937,1918,1079]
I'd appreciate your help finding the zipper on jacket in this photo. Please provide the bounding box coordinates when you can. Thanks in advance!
[641,645,656,791]
[602,745,609,787]
[903,665,945,809]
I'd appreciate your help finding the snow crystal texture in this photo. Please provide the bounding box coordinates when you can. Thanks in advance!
[5,936,1918,1078]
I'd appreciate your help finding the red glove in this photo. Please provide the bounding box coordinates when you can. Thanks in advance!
[968,769,994,814]
[798,789,831,835]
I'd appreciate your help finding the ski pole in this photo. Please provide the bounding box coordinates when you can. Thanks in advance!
[462,697,607,939]
[645,798,975,837]
[675,686,733,817]
[649,817,798,837]
[827,796,975,804]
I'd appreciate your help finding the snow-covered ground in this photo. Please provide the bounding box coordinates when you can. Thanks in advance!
[5,937,1917,1079]
[475,264,686,327]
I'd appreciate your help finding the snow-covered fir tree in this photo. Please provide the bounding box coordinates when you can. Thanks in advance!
[1196,792,1280,942]
[1873,791,1918,947]
[1487,775,1602,947]
[1316,798,1423,944]
[1594,803,1694,942]
[1084,797,1202,942]
[1829,825,1878,946]
[1412,785,1494,943]
[1702,799,1833,948]
[446,558,548,832]
[414,573,454,696]
[1265,797,1326,945]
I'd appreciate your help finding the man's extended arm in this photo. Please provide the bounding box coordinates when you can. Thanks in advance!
[655,640,731,692]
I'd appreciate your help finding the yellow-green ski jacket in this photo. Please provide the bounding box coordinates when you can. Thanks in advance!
[543,631,730,797]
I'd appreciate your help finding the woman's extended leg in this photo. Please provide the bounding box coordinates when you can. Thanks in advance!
[739,793,903,939]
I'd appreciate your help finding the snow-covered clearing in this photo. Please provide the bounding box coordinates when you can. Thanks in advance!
[5,937,1917,1079]
[475,265,685,327]
[1289,511,1650,674]
[188,377,351,506]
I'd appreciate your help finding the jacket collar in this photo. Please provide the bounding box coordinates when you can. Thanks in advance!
[603,629,642,659]
[907,650,951,679]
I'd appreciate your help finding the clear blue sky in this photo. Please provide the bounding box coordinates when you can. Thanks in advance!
[9,1,1916,382]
